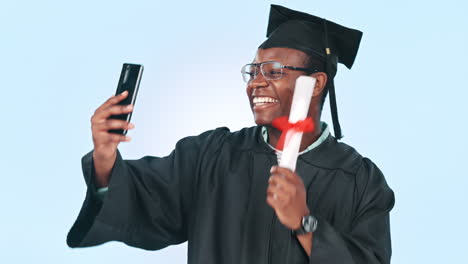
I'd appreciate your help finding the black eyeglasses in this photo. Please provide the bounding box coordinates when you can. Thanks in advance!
[240,61,319,83]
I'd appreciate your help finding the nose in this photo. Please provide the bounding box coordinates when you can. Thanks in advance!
[248,71,268,90]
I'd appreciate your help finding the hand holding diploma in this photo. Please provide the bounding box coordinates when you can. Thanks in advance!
[266,76,316,244]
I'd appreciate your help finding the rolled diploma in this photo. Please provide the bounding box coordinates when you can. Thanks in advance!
[279,76,316,172]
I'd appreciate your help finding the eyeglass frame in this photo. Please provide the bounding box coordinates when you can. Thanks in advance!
[240,61,320,83]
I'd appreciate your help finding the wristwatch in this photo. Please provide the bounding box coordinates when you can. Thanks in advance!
[291,215,318,235]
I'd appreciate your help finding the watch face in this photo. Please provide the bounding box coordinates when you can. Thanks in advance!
[303,216,312,232]
[302,215,317,233]
[293,215,317,235]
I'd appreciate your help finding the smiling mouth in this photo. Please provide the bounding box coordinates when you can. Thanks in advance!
[253,96,279,107]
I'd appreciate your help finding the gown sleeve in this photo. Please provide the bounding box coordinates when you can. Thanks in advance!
[309,158,395,264]
[66,128,226,250]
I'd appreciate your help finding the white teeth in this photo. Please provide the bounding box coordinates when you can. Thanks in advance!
[253,97,279,104]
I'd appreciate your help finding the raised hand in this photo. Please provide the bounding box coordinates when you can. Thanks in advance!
[90,91,135,187]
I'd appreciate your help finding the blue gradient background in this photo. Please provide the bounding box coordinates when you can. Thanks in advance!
[1,0,467,263]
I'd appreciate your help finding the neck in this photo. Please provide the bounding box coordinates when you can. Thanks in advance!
[266,117,322,152]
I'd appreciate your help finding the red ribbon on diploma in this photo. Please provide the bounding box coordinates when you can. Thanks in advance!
[271,116,315,151]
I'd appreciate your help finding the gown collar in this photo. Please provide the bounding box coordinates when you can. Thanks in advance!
[260,122,330,155]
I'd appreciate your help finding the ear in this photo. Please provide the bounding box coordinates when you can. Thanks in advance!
[310,72,328,97]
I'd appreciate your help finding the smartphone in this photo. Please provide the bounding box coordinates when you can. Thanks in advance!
[108,63,144,135]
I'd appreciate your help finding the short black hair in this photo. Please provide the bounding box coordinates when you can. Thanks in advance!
[302,54,328,111]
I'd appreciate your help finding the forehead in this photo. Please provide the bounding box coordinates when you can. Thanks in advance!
[254,48,308,65]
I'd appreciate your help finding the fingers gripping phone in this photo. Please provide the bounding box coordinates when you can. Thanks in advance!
[109,63,144,135]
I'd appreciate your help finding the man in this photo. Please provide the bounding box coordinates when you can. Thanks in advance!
[67,5,395,264]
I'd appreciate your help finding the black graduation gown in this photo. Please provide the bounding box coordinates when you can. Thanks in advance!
[67,126,395,264]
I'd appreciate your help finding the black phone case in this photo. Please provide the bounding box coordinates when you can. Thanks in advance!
[109,63,144,135]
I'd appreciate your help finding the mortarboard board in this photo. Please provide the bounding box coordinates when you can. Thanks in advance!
[258,4,363,139]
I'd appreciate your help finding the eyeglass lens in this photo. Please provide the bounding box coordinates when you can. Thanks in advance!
[241,61,283,83]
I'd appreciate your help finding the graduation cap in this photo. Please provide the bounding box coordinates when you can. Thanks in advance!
[258,4,363,140]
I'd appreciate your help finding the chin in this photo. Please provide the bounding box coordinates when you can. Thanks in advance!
[254,120,270,126]
[252,108,284,126]
[253,115,274,126]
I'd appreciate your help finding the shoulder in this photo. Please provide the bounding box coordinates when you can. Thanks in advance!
[326,139,394,201]
[175,126,260,153]
[222,126,261,150]
[303,136,364,175]
[326,139,394,203]
[328,139,387,183]
[305,136,390,183]
[355,157,393,197]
